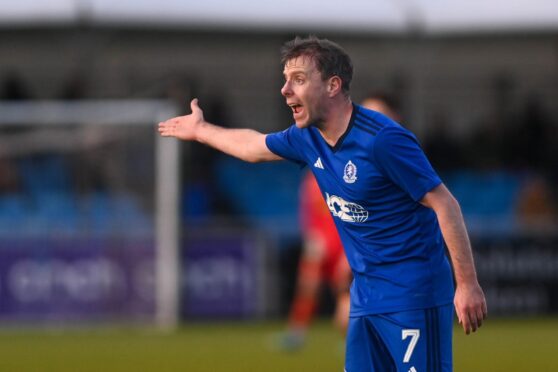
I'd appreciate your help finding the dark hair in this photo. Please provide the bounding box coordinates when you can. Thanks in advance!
[281,36,353,95]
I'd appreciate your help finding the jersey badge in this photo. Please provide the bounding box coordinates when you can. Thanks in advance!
[343,160,358,184]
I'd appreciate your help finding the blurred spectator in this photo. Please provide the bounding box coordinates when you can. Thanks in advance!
[516,174,557,226]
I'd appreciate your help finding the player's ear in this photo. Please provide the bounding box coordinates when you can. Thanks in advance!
[327,76,342,97]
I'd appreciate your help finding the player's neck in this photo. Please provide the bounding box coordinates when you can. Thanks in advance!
[317,98,353,147]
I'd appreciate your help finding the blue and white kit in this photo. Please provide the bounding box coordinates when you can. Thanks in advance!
[266,104,455,371]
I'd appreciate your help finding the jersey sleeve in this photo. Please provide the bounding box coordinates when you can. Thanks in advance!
[265,125,306,166]
[373,126,442,202]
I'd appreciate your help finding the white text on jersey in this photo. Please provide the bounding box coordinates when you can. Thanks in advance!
[325,193,369,223]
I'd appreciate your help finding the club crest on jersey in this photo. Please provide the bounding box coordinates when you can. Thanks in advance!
[325,193,369,223]
[343,160,358,184]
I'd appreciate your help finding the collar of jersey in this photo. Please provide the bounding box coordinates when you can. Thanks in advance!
[316,103,358,153]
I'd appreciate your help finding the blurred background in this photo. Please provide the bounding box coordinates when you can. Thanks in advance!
[0,0,557,371]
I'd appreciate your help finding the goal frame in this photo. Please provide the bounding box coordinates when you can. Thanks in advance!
[0,99,181,330]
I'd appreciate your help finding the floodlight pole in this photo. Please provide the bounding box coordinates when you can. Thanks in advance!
[155,117,181,331]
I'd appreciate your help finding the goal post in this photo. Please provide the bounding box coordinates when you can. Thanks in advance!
[155,115,181,330]
[0,99,181,330]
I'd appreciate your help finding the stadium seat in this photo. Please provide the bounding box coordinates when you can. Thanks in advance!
[213,156,303,239]
[444,170,520,233]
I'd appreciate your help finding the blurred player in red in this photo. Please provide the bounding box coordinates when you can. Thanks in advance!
[279,92,402,350]
[279,170,351,350]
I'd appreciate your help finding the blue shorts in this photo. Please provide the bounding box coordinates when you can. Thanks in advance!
[345,304,453,372]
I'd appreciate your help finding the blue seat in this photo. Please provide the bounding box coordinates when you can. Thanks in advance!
[33,192,79,234]
[0,194,29,235]
[444,170,520,232]
[213,156,302,238]
[18,155,72,198]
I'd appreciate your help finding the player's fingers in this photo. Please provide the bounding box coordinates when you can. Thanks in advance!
[462,319,470,335]
[469,306,483,332]
[470,313,479,332]
[476,308,484,328]
[190,98,199,112]
[158,121,173,129]
[456,307,466,331]
[455,307,462,325]
[468,321,477,334]
[462,310,474,334]
[158,124,174,136]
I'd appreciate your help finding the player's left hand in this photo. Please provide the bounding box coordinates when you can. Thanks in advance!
[454,282,487,335]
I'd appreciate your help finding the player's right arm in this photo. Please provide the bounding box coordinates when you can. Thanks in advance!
[158,98,282,163]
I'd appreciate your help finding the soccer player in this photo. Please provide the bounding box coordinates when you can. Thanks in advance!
[279,92,404,351]
[159,36,487,371]
[277,170,351,351]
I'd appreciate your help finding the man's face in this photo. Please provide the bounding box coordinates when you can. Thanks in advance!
[281,56,329,128]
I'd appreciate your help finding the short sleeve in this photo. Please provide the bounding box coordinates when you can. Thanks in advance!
[265,125,306,166]
[373,126,441,202]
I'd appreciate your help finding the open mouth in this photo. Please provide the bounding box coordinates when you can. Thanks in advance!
[289,104,303,115]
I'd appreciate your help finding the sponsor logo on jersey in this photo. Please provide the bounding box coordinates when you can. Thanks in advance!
[314,157,324,169]
[325,192,368,223]
[343,160,357,183]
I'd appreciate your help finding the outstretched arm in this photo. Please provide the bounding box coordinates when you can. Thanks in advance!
[421,184,487,335]
[158,98,282,163]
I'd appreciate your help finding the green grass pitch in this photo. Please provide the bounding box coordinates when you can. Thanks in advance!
[0,317,556,371]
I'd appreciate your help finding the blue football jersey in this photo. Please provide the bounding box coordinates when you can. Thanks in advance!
[266,104,454,315]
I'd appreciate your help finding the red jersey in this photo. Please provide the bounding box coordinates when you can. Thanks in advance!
[299,171,344,260]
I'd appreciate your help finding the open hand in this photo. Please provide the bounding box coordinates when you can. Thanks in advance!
[158,98,205,141]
